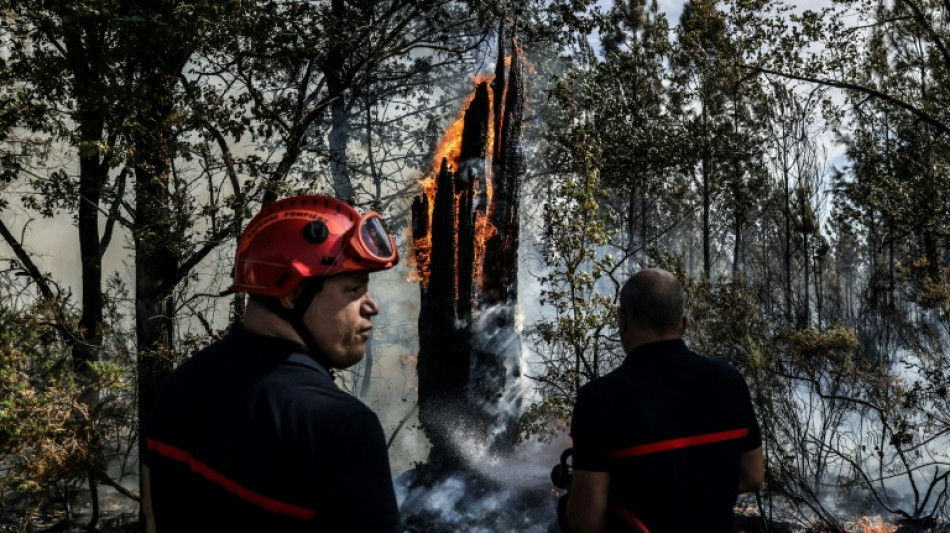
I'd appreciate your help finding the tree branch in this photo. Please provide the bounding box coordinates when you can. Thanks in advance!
[0,218,56,301]
[94,470,141,503]
[896,0,950,74]
[737,62,949,137]
[100,167,129,259]
[386,401,418,450]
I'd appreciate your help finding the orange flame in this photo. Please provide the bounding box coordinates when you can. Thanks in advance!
[847,516,897,533]
[474,212,497,288]
[413,67,506,286]
[430,74,495,174]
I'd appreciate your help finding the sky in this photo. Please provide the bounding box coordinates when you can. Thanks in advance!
[655,0,832,24]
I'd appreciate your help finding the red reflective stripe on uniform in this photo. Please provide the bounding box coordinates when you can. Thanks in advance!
[610,502,651,533]
[147,438,316,520]
[610,428,749,459]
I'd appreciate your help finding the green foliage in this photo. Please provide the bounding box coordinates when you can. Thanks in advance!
[0,304,128,496]
[898,258,950,312]
[684,275,768,373]
[521,86,624,438]
[521,162,621,439]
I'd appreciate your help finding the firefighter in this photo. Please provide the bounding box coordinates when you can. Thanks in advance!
[565,268,764,533]
[142,195,400,532]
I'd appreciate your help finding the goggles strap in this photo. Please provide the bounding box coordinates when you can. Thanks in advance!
[265,278,334,377]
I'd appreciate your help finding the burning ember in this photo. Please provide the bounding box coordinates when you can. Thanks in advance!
[846,516,897,533]
[411,71,501,289]
[427,74,497,175]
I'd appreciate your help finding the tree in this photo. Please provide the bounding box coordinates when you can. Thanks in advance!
[731,0,950,137]
[522,108,621,439]
[201,0,487,205]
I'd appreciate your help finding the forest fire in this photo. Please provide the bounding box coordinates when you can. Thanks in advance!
[736,514,901,533]
[412,72,499,289]
[427,74,497,175]
[846,516,897,533]
[408,26,528,478]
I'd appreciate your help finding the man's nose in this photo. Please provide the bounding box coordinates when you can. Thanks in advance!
[363,292,380,316]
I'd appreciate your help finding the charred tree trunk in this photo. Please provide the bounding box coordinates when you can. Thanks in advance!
[491,20,506,165]
[413,30,527,475]
[475,41,526,453]
[458,82,490,320]
[484,41,525,302]
[416,158,464,471]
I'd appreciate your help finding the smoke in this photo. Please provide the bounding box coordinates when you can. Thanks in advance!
[447,426,568,490]
[395,469,558,533]
[468,301,529,438]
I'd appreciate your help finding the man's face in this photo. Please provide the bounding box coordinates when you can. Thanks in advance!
[302,271,379,369]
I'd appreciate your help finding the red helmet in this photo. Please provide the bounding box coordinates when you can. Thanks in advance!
[229,195,399,297]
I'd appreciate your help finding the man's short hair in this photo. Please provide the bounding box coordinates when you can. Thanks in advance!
[619,269,686,334]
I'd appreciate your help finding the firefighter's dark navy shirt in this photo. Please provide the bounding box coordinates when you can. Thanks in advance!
[570,339,761,533]
[144,323,399,532]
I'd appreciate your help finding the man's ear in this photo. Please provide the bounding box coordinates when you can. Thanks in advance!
[279,287,301,311]
[618,309,628,337]
[681,315,690,334]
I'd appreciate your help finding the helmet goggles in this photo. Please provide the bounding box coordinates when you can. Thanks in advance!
[339,211,398,269]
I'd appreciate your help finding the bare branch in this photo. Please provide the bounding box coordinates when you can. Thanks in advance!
[0,218,56,301]
[737,62,950,137]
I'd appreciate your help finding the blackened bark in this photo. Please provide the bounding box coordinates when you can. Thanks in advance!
[457,82,490,321]
[416,159,465,470]
[430,158,458,315]
[474,42,525,453]
[414,34,527,471]
[492,20,506,164]
[412,195,429,251]
[485,43,525,302]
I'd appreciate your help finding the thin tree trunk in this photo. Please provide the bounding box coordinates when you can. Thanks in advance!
[701,98,712,279]
[784,168,792,321]
[131,50,188,519]
[702,156,711,279]
[802,231,810,328]
[327,0,353,200]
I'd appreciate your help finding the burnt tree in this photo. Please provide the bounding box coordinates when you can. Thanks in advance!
[416,157,465,471]
[414,36,527,470]
[474,40,526,452]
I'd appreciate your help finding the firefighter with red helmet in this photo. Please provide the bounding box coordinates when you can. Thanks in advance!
[143,195,401,532]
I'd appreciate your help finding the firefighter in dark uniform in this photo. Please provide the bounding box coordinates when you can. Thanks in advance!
[142,195,401,532]
[565,268,764,533]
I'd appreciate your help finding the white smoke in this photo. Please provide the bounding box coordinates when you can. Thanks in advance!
[395,471,559,533]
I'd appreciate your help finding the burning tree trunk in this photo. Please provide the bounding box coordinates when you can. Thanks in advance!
[457,81,490,325]
[415,158,466,470]
[413,35,527,471]
[474,41,526,452]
